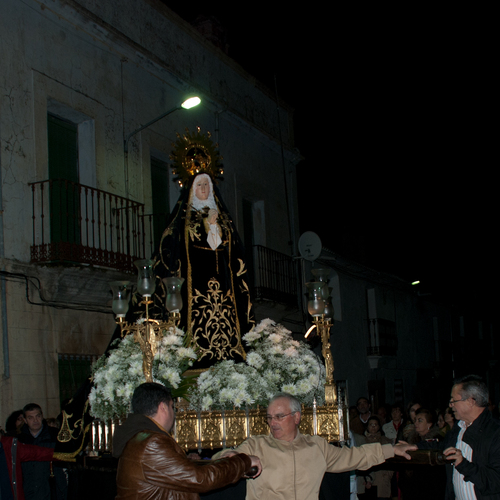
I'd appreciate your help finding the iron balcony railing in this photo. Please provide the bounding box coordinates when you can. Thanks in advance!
[252,245,298,307]
[29,179,149,273]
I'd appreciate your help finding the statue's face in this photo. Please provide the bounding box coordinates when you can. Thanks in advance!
[194,177,210,201]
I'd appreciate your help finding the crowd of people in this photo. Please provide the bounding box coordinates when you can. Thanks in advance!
[2,374,499,500]
[0,403,66,500]
[349,375,500,500]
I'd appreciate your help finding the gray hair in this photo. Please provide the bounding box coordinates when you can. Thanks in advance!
[454,374,489,408]
[268,393,302,414]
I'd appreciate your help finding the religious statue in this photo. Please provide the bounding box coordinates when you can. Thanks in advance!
[150,128,255,369]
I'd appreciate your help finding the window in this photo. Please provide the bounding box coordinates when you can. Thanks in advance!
[150,156,170,251]
[47,114,80,245]
[366,288,397,356]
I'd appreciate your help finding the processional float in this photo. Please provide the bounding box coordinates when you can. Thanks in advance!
[83,129,345,454]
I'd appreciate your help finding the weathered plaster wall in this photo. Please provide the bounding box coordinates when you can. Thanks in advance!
[0,0,299,424]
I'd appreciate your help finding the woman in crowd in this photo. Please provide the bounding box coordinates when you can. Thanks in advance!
[444,406,456,429]
[398,408,446,500]
[382,403,403,444]
[437,410,451,438]
[398,401,421,441]
[356,416,393,500]
[4,410,24,437]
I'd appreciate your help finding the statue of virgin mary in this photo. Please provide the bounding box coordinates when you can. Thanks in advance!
[150,130,255,369]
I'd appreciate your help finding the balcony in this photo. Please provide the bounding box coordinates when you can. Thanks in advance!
[29,179,149,273]
[252,245,298,308]
[28,184,300,300]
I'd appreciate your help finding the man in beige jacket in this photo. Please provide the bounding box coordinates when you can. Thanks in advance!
[216,393,416,500]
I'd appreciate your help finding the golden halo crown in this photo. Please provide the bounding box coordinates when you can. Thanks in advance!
[170,127,224,187]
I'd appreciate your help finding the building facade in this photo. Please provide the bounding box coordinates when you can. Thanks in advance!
[0,0,300,424]
[2,0,497,429]
[301,249,500,413]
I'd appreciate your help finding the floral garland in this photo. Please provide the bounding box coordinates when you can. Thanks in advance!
[89,326,197,420]
[189,319,326,410]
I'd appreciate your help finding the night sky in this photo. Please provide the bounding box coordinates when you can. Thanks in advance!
[164,4,497,318]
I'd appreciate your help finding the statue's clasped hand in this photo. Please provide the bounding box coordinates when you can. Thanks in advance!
[207,209,218,225]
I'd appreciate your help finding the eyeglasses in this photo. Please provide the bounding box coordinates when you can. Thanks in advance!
[266,411,296,423]
[449,398,467,405]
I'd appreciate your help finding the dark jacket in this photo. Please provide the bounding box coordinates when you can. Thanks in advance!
[18,422,67,500]
[418,409,500,499]
[399,426,446,500]
[113,414,252,500]
[349,414,370,437]
[0,436,54,500]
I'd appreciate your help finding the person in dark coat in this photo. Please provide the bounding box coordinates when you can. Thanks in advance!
[113,382,261,499]
[0,433,55,500]
[399,375,500,500]
[18,403,67,500]
[398,408,446,500]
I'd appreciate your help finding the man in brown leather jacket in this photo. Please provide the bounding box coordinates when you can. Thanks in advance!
[113,383,261,499]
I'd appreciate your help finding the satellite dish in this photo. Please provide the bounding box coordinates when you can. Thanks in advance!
[298,232,322,261]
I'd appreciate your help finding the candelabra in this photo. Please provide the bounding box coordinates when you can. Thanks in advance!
[305,268,336,404]
[110,259,184,383]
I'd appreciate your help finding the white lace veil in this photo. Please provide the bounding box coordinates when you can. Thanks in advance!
[189,173,218,212]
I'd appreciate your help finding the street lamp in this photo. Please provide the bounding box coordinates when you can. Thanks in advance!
[181,96,201,109]
[124,96,201,153]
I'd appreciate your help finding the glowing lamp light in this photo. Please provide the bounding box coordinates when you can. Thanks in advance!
[305,324,316,339]
[181,97,201,109]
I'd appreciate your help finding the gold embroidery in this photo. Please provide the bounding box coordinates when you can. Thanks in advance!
[58,410,74,442]
[191,278,245,361]
[57,399,89,443]
[186,219,201,242]
[236,259,246,276]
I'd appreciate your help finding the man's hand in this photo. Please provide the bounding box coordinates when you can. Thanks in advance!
[217,450,262,477]
[393,441,417,460]
[245,455,262,478]
[444,447,464,466]
[219,450,238,458]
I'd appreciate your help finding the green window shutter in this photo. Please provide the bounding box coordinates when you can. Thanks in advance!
[150,156,170,250]
[47,114,80,245]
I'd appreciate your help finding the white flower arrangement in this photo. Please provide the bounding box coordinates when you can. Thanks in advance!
[89,325,197,420]
[189,319,326,410]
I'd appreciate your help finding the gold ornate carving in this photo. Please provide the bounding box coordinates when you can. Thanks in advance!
[316,406,339,443]
[313,316,336,404]
[175,411,200,450]
[248,408,268,437]
[224,410,248,448]
[170,127,223,186]
[299,407,314,436]
[172,405,343,450]
[200,411,223,449]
